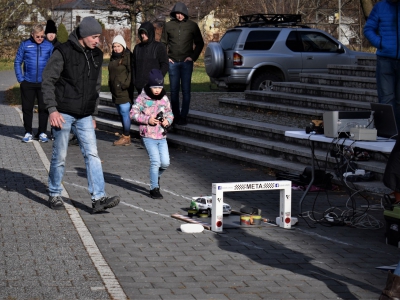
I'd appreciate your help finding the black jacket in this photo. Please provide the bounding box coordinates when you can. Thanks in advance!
[132,21,169,91]
[42,29,103,117]
[161,2,204,62]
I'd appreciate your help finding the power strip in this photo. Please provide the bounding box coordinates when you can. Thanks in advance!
[349,127,377,141]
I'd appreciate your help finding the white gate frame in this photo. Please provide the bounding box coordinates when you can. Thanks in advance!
[211,180,292,232]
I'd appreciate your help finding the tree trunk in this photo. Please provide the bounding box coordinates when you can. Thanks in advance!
[360,0,374,20]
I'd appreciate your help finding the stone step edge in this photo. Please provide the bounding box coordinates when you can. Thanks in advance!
[97,104,298,133]
[300,73,376,83]
[244,90,375,107]
[178,123,386,173]
[272,82,378,95]
[95,116,389,194]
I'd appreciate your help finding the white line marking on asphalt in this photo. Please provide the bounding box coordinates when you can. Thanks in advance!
[15,107,128,300]
[296,228,351,246]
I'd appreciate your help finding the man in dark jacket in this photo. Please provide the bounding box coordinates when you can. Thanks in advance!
[132,21,169,94]
[42,17,120,213]
[14,24,53,143]
[161,2,204,125]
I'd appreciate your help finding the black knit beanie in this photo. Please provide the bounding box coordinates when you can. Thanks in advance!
[147,69,164,88]
[45,20,57,34]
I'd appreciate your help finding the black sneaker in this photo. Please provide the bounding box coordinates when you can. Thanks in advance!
[150,188,163,199]
[48,196,65,210]
[92,196,120,213]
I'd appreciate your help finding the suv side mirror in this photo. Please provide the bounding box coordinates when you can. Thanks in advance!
[337,44,345,54]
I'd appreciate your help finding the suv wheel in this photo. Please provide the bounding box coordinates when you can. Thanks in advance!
[250,72,281,91]
[207,208,212,217]
[205,42,224,78]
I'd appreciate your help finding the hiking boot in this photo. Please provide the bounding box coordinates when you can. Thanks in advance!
[39,133,49,143]
[92,196,120,213]
[150,188,163,199]
[113,134,131,146]
[48,196,65,210]
[22,133,33,143]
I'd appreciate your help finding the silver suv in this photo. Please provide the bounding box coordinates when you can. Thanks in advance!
[205,14,375,91]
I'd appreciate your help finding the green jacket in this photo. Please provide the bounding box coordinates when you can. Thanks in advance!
[161,2,204,62]
[108,48,132,105]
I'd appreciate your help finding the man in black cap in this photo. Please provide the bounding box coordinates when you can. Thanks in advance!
[42,17,120,213]
[45,19,60,47]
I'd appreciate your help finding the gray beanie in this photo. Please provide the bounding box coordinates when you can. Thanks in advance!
[79,17,102,38]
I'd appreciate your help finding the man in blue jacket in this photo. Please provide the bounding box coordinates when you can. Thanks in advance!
[364,0,400,131]
[14,24,53,143]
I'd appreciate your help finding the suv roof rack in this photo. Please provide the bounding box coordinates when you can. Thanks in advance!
[238,14,302,27]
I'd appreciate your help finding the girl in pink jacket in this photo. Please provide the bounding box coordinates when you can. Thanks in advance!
[130,69,174,199]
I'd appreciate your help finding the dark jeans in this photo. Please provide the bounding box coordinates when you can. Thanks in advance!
[20,81,48,135]
[168,60,194,120]
[376,56,400,131]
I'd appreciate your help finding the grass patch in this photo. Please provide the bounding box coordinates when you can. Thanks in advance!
[101,57,215,92]
[0,60,14,71]
[5,84,21,106]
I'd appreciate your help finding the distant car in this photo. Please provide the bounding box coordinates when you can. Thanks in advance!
[205,13,375,91]
[190,196,232,217]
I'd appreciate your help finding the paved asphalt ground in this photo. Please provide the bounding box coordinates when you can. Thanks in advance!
[1,69,399,300]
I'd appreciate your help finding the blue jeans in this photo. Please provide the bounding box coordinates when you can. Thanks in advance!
[116,102,131,135]
[376,56,400,131]
[142,137,170,190]
[395,260,400,276]
[48,114,106,200]
[168,60,194,119]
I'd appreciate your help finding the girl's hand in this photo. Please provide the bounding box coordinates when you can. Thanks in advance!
[162,119,169,127]
[148,116,159,126]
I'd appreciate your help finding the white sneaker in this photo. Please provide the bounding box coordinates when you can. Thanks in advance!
[39,133,48,143]
[22,133,33,143]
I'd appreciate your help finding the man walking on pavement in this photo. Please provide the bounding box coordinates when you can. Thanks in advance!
[42,17,120,213]
[161,2,204,126]
[14,23,53,143]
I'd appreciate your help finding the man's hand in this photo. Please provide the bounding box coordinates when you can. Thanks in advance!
[93,119,96,129]
[184,57,193,62]
[49,111,65,129]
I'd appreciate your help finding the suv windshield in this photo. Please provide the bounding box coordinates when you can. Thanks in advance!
[220,30,241,50]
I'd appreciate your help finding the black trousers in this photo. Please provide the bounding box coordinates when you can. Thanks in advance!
[20,81,48,135]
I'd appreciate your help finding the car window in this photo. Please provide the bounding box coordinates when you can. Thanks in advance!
[220,30,242,50]
[286,31,302,52]
[299,31,339,52]
[244,30,279,50]
[201,199,206,204]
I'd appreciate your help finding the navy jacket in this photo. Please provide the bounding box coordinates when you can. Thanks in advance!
[14,37,53,83]
[364,0,400,59]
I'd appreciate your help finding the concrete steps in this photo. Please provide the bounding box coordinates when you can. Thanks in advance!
[300,73,377,90]
[96,55,391,194]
